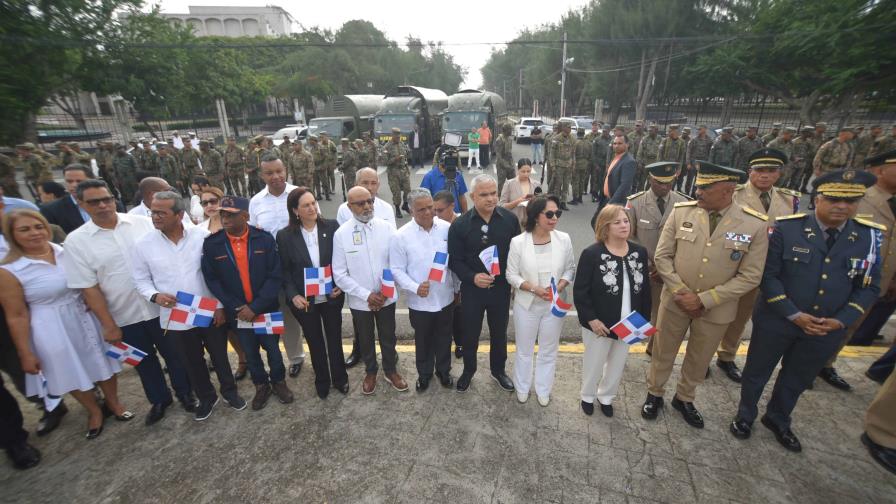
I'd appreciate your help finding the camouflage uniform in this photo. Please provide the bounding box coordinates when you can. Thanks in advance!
[548,132,576,203]
[354,140,370,174]
[709,137,737,166]
[494,126,514,196]
[870,132,896,158]
[636,133,662,189]
[158,152,182,189]
[766,136,795,185]
[591,134,611,198]
[309,140,327,198]
[734,135,765,172]
[113,151,139,204]
[320,137,338,194]
[365,139,379,169]
[339,142,359,193]
[573,136,592,200]
[245,142,265,196]
[200,146,225,189]
[788,133,816,191]
[629,128,646,160]
[179,145,202,189]
[761,130,779,145]
[141,148,160,176]
[0,153,21,197]
[381,138,411,208]
[813,139,853,175]
[287,145,315,189]
[684,134,713,194]
[224,144,247,196]
[852,131,880,169]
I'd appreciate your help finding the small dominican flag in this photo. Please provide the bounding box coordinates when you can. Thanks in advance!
[304,265,334,296]
[169,291,218,327]
[38,372,62,412]
[238,312,285,335]
[610,311,657,344]
[479,245,500,275]
[549,277,572,318]
[106,342,148,366]
[381,269,396,298]
[428,251,450,282]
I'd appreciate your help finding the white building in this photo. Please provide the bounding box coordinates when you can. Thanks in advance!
[159,5,294,37]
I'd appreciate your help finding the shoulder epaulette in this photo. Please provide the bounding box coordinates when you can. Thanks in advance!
[777,187,802,198]
[854,217,887,231]
[674,191,693,200]
[855,213,874,220]
[674,201,698,208]
[775,213,806,221]
[734,184,745,191]
[742,206,768,221]
[626,190,647,200]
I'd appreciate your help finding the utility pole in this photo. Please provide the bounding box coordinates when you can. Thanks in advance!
[560,31,568,118]
[518,68,523,111]
[503,80,507,102]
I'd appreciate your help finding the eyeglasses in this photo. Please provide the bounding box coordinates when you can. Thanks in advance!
[200,198,220,207]
[83,196,114,207]
[543,210,563,219]
[349,198,375,207]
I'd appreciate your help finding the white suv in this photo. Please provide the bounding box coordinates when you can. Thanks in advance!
[515,118,552,143]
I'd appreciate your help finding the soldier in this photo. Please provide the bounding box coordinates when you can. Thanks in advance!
[338,137,358,199]
[16,143,53,199]
[97,142,122,198]
[685,125,713,196]
[156,143,182,191]
[319,132,338,198]
[680,127,692,145]
[137,139,157,174]
[542,128,553,185]
[813,127,855,177]
[734,126,765,172]
[353,139,370,174]
[629,120,646,161]
[494,122,515,198]
[363,132,379,169]
[870,124,896,158]
[863,371,896,475]
[548,121,576,211]
[0,153,21,197]
[643,162,768,428]
[69,142,92,166]
[591,128,612,202]
[179,137,202,193]
[788,126,816,192]
[287,139,314,189]
[199,140,225,190]
[853,124,883,169]
[709,127,736,166]
[113,143,139,205]
[731,170,879,452]
[571,128,592,205]
[57,141,75,168]
[625,162,691,332]
[656,125,686,188]
[245,135,265,195]
[381,127,412,218]
[280,135,292,154]
[810,122,829,152]
[636,124,662,189]
[767,127,796,185]
[583,120,601,143]
[715,149,801,383]
[308,135,327,199]
[761,123,782,144]
[223,137,246,196]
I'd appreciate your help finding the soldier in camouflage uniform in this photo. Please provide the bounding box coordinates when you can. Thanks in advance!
[308,135,327,200]
[761,122,782,144]
[657,125,686,193]
[494,122,515,197]
[381,127,411,217]
[57,142,75,168]
[809,122,829,152]
[319,133,338,199]
[113,143,139,205]
[767,127,796,186]
[280,136,292,154]
[852,125,883,169]
[591,128,612,201]
[0,153,21,197]
[680,126,691,145]
[709,127,736,166]
[69,142,92,166]
[288,140,315,189]
[354,139,370,174]
[338,137,358,198]
[199,140,225,190]
[870,125,896,158]
[179,138,202,194]
[94,142,120,197]
[156,143,182,190]
[684,125,712,195]
[734,126,765,172]
[629,121,646,161]
[583,120,601,143]
[16,143,53,200]
[542,130,553,184]
[813,127,855,176]
[636,124,662,189]
[139,140,159,176]
[245,136,265,196]
[223,137,246,196]
[571,128,592,204]
[787,126,816,191]
[363,132,379,169]
[548,121,576,211]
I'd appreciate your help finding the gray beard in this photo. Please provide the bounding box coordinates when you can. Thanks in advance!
[355,213,373,224]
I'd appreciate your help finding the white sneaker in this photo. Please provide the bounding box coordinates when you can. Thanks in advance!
[516,391,529,403]
[537,395,550,407]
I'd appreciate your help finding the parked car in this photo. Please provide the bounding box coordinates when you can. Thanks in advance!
[514,117,553,143]
[271,125,308,146]
[571,116,594,131]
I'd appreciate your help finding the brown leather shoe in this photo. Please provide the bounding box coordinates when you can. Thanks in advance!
[362,373,377,395]
[271,381,294,404]
[384,372,409,392]
[251,384,272,411]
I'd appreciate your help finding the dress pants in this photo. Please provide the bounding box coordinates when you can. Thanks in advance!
[865,372,896,449]
[738,322,843,429]
[412,147,424,169]
[717,287,759,362]
[512,300,562,397]
[647,301,728,402]
[288,299,347,395]
[868,342,896,383]
[352,304,398,375]
[121,318,191,405]
[581,327,630,405]
[409,305,453,380]
[460,282,511,377]
[480,144,491,167]
[452,301,464,349]
[849,296,896,345]
[236,328,286,385]
[645,276,662,355]
[279,293,306,365]
[170,326,236,403]
[0,373,28,450]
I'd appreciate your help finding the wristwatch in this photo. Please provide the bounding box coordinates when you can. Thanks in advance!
[150,293,159,304]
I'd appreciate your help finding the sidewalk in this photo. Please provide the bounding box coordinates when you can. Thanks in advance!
[1,342,894,503]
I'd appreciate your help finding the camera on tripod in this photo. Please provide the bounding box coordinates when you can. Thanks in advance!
[439,132,463,181]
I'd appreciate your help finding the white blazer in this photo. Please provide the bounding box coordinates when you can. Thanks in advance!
[506,230,576,310]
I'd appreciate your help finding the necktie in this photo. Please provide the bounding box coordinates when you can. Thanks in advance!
[656,196,666,216]
[826,228,839,249]
[888,196,896,218]
[760,191,771,212]
[709,212,721,235]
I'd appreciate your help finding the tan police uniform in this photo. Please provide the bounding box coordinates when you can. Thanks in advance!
[865,372,896,450]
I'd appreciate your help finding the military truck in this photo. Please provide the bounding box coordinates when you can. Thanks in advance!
[308,94,383,144]
[374,85,449,156]
[441,89,507,157]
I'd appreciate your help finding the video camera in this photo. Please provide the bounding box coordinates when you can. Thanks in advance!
[438,132,462,181]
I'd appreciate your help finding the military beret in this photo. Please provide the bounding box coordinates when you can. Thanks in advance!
[772,123,783,128]
[340,137,350,143]
[219,196,250,213]
[749,148,788,169]
[646,161,679,183]
[668,124,680,130]
[391,128,401,134]
[864,149,896,169]
[783,126,797,133]
[813,169,875,199]
[695,161,746,186]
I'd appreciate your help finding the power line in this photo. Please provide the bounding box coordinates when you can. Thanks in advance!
[565,37,738,74]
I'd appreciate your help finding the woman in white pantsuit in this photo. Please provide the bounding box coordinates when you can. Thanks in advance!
[574,204,651,417]
[506,195,576,406]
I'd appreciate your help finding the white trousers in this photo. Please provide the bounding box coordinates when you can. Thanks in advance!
[580,327,630,405]
[467,148,480,168]
[513,300,562,397]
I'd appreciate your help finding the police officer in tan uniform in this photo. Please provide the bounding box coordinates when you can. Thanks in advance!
[715,149,801,382]
[625,162,691,344]
[643,161,769,428]
[864,372,896,474]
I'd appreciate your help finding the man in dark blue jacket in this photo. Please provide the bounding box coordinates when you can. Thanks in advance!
[731,169,881,452]
[201,196,294,411]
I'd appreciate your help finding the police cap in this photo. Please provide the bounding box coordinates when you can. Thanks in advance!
[695,161,746,187]
[812,169,875,199]
[864,149,896,169]
[749,148,788,170]
[646,161,679,183]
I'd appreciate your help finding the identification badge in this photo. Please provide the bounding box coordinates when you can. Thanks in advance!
[640,219,651,224]
[679,226,693,232]
[792,247,809,254]
[352,230,363,245]
[730,250,743,261]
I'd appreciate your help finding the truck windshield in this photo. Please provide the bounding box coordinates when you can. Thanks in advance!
[308,119,342,139]
[375,114,415,134]
[442,112,488,132]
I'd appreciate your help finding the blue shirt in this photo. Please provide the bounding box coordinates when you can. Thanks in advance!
[420,165,467,213]
[2,197,39,212]
[71,194,90,223]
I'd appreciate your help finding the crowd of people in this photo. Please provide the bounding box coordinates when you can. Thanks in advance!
[0,121,894,481]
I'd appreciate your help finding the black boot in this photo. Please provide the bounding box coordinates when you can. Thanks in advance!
[345,333,361,368]
[394,204,403,219]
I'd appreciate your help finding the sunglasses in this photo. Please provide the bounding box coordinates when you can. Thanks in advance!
[83,196,114,207]
[543,210,562,219]
[200,198,220,207]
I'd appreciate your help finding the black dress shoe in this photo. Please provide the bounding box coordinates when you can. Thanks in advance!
[716,360,743,383]
[581,401,594,416]
[819,367,851,391]
[491,373,515,391]
[145,399,172,426]
[641,393,664,419]
[730,417,752,439]
[415,378,430,392]
[36,402,68,437]
[671,396,704,428]
[335,383,350,395]
[862,432,896,475]
[454,346,463,359]
[345,350,361,368]
[456,373,471,393]
[761,415,802,452]
[86,419,104,440]
[435,371,454,388]
[6,441,40,469]
[599,403,614,418]
[401,201,410,213]
[865,370,886,385]
[233,363,248,381]
[178,394,199,413]
[289,361,303,378]
[316,388,329,399]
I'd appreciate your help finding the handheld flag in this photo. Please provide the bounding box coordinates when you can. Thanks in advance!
[479,245,500,275]
[428,251,450,282]
[549,277,572,318]
[106,342,147,366]
[304,265,334,296]
[169,291,218,328]
[237,312,285,335]
[610,311,656,344]
[381,269,396,298]
[38,372,62,412]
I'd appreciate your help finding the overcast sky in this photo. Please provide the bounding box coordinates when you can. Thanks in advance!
[155,0,591,89]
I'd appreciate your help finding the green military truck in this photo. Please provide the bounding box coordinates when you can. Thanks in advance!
[374,85,449,156]
[308,94,383,144]
[441,89,507,159]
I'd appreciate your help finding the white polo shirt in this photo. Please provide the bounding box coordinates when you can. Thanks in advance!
[389,217,456,312]
[332,216,397,311]
[336,196,396,227]
[249,183,298,236]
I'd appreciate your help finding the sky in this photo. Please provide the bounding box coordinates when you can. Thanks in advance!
[155,0,591,89]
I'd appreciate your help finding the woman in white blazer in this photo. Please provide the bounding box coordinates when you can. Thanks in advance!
[506,195,576,406]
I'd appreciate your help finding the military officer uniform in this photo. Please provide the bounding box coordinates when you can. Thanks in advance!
[179,140,202,192]
[381,128,411,215]
[716,149,801,381]
[548,126,576,210]
[685,127,713,196]
[287,141,315,189]
[644,162,768,428]
[338,138,358,196]
[223,140,246,196]
[572,129,592,204]
[494,123,515,198]
[709,128,736,166]
[813,128,855,176]
[199,141,225,190]
[732,170,880,451]
[734,128,765,172]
